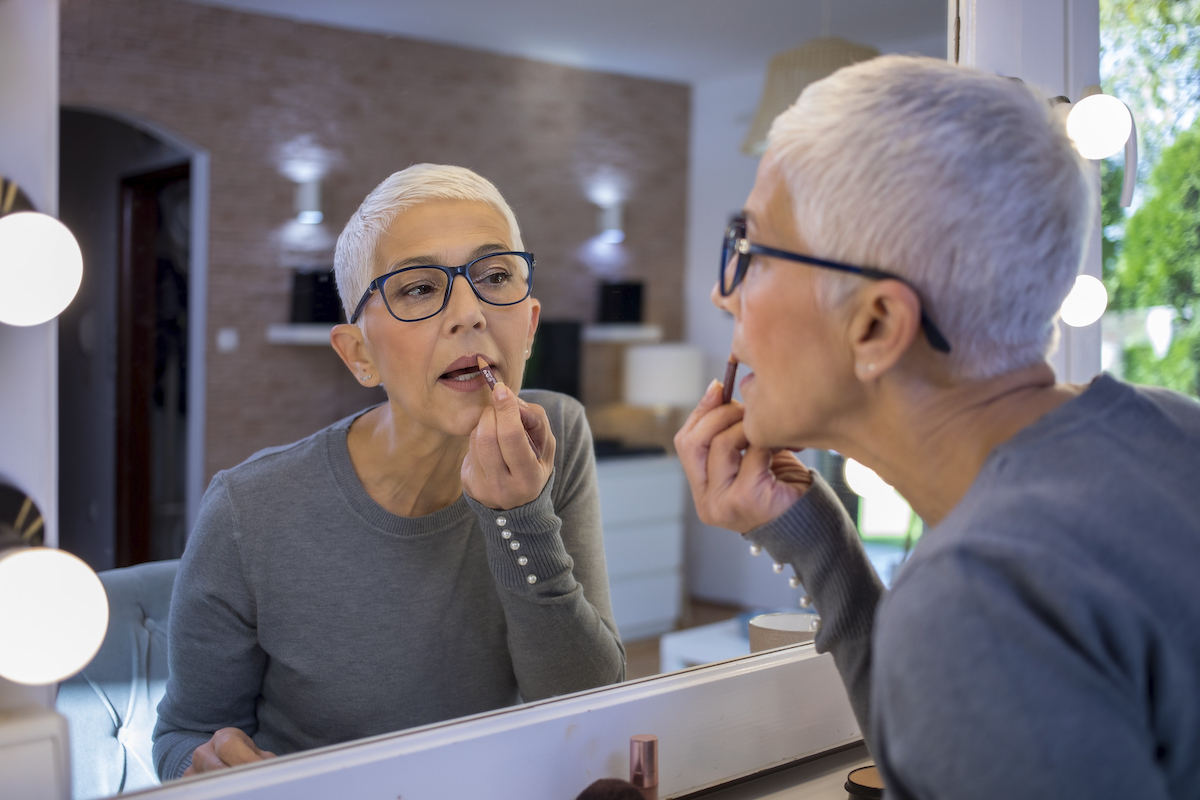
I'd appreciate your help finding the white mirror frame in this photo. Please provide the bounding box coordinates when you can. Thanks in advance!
[123,646,859,799]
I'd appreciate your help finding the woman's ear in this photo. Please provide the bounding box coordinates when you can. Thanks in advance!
[846,281,922,381]
[525,297,542,355]
[330,323,380,387]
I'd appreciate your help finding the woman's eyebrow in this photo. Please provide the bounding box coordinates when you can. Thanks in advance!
[389,243,510,271]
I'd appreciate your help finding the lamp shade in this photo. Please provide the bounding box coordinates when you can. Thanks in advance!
[742,37,880,156]
[624,343,706,408]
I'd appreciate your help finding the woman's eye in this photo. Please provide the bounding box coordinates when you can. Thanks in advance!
[397,281,436,297]
[478,269,511,285]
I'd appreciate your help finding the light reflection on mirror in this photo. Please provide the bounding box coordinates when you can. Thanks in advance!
[53,1,946,796]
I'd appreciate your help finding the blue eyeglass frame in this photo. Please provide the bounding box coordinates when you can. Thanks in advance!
[349,251,536,324]
[719,217,951,354]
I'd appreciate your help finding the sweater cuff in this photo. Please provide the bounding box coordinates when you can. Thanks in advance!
[465,471,576,596]
[746,472,883,647]
[154,730,203,782]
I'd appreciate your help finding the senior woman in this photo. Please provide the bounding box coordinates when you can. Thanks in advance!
[677,56,1200,799]
[153,164,624,780]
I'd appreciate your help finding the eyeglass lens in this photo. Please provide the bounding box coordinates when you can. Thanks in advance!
[720,221,747,295]
[380,254,531,321]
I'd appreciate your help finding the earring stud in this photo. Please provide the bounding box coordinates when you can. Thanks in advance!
[360,374,372,381]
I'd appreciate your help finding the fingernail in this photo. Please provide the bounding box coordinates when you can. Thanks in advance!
[707,379,720,395]
[495,383,510,401]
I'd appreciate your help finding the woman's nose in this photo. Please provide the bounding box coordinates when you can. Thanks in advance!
[443,275,487,333]
[711,280,738,318]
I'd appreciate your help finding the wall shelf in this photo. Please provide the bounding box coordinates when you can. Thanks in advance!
[265,323,335,346]
[581,323,663,344]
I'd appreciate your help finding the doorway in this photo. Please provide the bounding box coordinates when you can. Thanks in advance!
[59,108,207,571]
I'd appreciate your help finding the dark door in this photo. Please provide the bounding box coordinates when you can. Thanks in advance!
[116,163,190,567]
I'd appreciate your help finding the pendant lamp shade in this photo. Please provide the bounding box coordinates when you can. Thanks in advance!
[742,37,880,156]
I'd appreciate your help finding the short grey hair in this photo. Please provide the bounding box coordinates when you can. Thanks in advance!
[334,164,524,319]
[765,55,1095,380]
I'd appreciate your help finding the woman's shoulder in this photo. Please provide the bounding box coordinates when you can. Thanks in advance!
[211,406,374,494]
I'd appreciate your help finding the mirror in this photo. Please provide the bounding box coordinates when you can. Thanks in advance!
[53,1,946,796]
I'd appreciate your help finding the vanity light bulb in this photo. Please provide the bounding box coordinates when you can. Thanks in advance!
[1066,94,1133,160]
[0,212,84,327]
[1059,275,1108,328]
[0,548,109,685]
[843,458,894,501]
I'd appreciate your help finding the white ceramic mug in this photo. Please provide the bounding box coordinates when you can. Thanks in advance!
[748,612,820,653]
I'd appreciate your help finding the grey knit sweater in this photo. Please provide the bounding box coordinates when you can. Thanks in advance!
[152,390,624,781]
[748,375,1200,799]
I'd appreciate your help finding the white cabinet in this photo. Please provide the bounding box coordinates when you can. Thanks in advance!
[595,455,686,641]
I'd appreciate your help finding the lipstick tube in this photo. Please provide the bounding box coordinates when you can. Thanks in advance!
[629,734,658,800]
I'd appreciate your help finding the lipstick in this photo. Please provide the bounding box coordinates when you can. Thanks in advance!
[477,356,541,458]
[721,356,738,405]
[629,735,659,800]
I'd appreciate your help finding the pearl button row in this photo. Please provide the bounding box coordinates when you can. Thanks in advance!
[749,542,813,610]
[497,516,538,585]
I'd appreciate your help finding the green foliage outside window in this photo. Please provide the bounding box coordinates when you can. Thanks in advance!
[1100,0,1200,397]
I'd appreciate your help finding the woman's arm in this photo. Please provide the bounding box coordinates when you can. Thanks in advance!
[152,475,272,780]
[673,379,882,732]
[464,393,625,700]
[744,475,883,731]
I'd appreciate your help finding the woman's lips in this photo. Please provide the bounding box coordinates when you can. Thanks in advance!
[438,368,488,393]
[739,372,755,392]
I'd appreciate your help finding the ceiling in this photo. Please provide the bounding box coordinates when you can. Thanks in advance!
[179,0,948,83]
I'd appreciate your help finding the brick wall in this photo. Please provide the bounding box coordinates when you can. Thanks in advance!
[60,0,689,480]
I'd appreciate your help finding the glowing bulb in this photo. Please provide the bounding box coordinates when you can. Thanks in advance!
[1145,307,1174,359]
[0,212,84,327]
[1066,95,1133,160]
[1060,274,1108,328]
[844,458,894,501]
[0,548,109,685]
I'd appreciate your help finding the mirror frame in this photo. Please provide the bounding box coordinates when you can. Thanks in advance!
[121,645,858,799]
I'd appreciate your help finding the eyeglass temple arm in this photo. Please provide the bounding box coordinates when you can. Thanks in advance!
[349,281,379,325]
[749,242,952,354]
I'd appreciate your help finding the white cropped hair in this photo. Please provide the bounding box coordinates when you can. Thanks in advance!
[334,164,524,319]
[765,55,1096,380]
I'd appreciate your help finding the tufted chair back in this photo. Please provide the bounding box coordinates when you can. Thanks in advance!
[55,559,179,799]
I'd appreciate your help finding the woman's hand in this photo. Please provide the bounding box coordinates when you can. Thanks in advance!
[182,727,276,777]
[674,379,813,533]
[462,383,556,510]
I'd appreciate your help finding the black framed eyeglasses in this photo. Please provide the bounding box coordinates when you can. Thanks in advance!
[350,251,536,324]
[719,217,951,354]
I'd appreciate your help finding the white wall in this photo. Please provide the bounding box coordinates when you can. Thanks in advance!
[0,0,61,713]
[0,0,61,547]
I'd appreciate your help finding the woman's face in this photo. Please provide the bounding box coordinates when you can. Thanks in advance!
[712,158,859,450]
[357,198,540,438]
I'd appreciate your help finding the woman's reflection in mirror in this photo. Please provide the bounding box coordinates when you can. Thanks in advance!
[153,165,624,780]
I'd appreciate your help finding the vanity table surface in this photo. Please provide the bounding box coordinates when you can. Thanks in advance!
[693,743,872,800]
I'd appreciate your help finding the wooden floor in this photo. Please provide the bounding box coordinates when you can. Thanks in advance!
[623,599,743,680]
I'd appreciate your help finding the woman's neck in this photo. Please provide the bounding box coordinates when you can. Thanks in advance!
[838,362,1084,528]
[346,402,470,518]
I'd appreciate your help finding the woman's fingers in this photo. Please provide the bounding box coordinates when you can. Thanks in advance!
[677,379,723,441]
[463,385,553,509]
[184,728,273,776]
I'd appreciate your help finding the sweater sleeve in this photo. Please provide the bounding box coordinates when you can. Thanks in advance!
[152,475,268,781]
[744,472,884,732]
[464,394,625,701]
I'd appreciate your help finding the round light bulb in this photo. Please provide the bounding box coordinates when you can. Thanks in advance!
[0,548,109,685]
[1066,95,1133,160]
[844,458,894,501]
[1059,274,1109,328]
[0,212,84,327]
